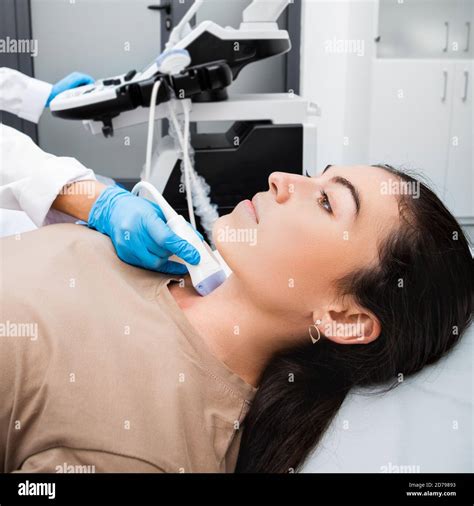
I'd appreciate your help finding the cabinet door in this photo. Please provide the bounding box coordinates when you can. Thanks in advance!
[445,61,473,219]
[369,60,454,201]
[451,0,474,59]
[377,0,458,59]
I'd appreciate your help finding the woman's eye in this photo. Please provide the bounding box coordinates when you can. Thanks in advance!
[318,190,333,214]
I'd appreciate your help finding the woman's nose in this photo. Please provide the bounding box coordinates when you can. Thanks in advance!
[268,171,300,204]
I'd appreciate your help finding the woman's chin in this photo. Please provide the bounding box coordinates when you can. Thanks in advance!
[211,216,225,247]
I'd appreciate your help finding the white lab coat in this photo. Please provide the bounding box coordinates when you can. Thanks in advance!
[0,68,97,233]
[0,67,52,123]
[0,124,97,228]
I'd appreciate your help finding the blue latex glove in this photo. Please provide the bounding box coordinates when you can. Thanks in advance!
[46,72,95,106]
[88,185,201,274]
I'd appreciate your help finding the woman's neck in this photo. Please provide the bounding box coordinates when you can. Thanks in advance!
[169,275,305,388]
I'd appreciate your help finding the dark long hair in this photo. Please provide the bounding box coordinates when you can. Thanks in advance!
[235,164,474,473]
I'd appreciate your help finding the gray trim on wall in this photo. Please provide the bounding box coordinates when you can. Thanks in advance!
[286,0,301,94]
[159,0,193,50]
[0,0,38,142]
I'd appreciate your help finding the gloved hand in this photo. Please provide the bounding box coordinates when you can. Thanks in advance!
[46,72,95,106]
[88,185,201,274]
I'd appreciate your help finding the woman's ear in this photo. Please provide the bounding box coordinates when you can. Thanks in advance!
[313,301,381,345]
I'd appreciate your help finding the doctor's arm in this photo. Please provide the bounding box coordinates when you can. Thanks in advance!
[0,67,94,123]
[0,124,98,226]
[0,125,200,273]
[0,68,52,123]
[54,181,202,273]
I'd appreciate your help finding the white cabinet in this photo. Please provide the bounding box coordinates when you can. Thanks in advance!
[369,59,473,219]
[369,60,452,199]
[451,0,474,59]
[445,61,473,219]
[377,0,473,59]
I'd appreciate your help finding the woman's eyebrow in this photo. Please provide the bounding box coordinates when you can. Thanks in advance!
[330,176,361,216]
[323,164,332,173]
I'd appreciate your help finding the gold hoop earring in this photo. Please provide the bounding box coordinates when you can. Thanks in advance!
[309,319,322,344]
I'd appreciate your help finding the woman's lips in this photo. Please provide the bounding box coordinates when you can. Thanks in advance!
[251,195,260,223]
[243,198,259,223]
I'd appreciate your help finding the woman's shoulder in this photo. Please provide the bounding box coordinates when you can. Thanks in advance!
[2,222,111,249]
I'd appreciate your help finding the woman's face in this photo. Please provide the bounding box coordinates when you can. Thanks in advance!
[212,165,401,333]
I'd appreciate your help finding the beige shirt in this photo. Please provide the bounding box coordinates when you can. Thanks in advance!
[0,223,257,473]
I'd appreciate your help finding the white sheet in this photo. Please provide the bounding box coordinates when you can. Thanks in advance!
[0,209,37,237]
[302,324,473,473]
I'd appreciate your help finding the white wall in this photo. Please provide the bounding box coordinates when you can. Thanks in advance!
[300,0,377,174]
[342,1,377,165]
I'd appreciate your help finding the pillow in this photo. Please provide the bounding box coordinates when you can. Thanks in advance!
[302,324,473,473]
